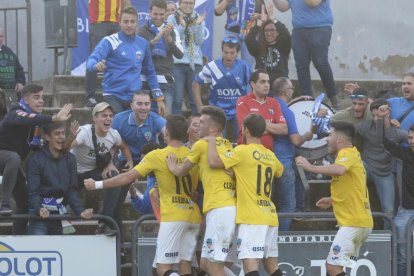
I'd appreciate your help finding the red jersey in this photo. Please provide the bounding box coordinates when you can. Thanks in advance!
[89,0,120,24]
[236,93,286,149]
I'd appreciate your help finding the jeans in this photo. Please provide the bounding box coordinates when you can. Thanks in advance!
[223,118,238,143]
[273,164,296,231]
[0,150,28,234]
[85,22,120,101]
[291,26,336,98]
[28,210,62,235]
[144,82,174,115]
[394,207,414,276]
[172,64,200,114]
[295,163,306,212]
[365,165,395,230]
[103,95,131,114]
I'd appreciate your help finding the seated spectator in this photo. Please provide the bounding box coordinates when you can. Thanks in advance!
[0,84,71,235]
[0,27,25,100]
[69,102,133,234]
[27,122,93,235]
[193,37,251,142]
[246,8,291,94]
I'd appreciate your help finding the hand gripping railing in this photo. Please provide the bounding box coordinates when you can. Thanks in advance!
[0,214,121,276]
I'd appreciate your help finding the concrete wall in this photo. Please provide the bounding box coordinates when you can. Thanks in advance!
[1,0,414,81]
[212,0,414,81]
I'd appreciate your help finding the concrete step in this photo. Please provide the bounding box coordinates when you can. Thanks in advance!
[51,75,103,93]
[54,90,103,108]
[42,106,93,125]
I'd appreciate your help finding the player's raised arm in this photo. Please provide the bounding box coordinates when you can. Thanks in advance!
[84,169,140,190]
[205,136,225,169]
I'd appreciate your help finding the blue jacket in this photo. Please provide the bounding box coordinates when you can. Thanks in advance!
[86,31,164,102]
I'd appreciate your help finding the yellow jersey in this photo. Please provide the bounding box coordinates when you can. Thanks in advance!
[331,147,373,228]
[135,146,201,224]
[220,143,284,226]
[187,137,236,213]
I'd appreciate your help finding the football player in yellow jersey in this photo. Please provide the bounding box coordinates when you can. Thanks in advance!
[84,115,201,276]
[296,121,373,276]
[206,113,284,276]
[166,106,237,276]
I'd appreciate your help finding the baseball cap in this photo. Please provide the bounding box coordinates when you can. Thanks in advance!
[92,102,114,117]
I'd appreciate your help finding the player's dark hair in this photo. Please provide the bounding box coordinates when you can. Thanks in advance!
[166,114,189,141]
[43,122,65,135]
[243,113,266,138]
[141,142,161,155]
[21,84,43,98]
[201,106,227,132]
[409,124,414,133]
[331,121,355,143]
[250,69,268,83]
[150,0,167,10]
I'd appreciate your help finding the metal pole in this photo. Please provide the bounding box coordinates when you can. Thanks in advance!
[26,0,32,82]
[131,214,156,276]
[61,0,69,75]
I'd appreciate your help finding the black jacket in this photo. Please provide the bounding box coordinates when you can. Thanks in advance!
[0,103,52,158]
[0,45,25,89]
[27,145,85,215]
[245,21,291,86]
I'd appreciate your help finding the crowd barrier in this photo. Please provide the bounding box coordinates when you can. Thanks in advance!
[0,214,121,276]
[405,215,414,276]
[131,212,396,276]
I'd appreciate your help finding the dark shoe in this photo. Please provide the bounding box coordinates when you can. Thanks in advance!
[329,95,338,109]
[95,223,117,236]
[85,98,98,108]
[0,205,13,216]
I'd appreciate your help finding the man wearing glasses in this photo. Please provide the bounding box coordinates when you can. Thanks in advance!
[193,37,251,142]
[331,88,371,125]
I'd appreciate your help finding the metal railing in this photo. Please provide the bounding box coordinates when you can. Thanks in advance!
[0,214,121,276]
[0,0,32,82]
[405,215,414,276]
[130,212,396,276]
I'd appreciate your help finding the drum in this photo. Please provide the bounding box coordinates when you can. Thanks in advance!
[288,99,334,160]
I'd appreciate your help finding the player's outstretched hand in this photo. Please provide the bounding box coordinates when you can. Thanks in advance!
[84,178,96,190]
[316,197,332,209]
[295,156,311,171]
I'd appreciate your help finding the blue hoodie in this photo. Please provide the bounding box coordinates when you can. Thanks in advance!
[86,31,164,102]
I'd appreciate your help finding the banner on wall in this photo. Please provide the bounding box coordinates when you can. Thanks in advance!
[72,0,213,76]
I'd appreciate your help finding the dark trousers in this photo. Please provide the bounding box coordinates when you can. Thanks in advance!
[291,26,336,98]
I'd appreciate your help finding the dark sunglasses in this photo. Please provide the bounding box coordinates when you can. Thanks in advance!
[223,36,239,44]
[350,94,367,100]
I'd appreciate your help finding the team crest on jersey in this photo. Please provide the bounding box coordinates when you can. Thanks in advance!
[136,50,142,60]
[332,245,341,255]
[268,108,275,115]
[206,238,214,253]
[224,152,234,157]
[144,131,152,142]
[337,157,348,162]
